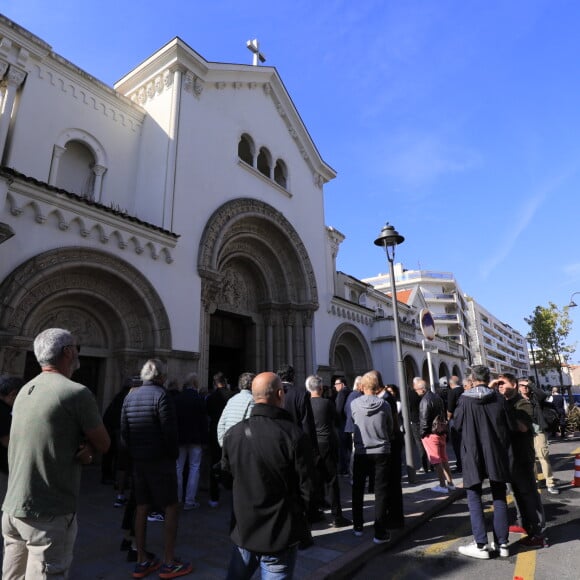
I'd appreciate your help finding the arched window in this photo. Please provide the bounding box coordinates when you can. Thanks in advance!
[257,147,272,178]
[238,133,254,165]
[56,140,96,198]
[274,159,287,188]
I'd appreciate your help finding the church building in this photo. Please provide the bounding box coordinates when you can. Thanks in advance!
[0,15,466,409]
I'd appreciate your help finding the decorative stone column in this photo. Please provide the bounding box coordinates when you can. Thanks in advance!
[48,145,67,186]
[283,310,295,366]
[302,310,314,376]
[0,66,26,163]
[264,310,274,371]
[92,164,107,202]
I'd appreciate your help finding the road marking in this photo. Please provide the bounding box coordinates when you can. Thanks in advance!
[513,548,536,580]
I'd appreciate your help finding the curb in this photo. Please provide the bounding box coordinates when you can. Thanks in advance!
[307,488,466,580]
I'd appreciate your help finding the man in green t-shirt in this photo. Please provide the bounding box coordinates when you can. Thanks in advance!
[2,328,110,579]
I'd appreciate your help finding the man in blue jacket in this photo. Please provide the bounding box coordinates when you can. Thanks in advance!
[121,359,191,579]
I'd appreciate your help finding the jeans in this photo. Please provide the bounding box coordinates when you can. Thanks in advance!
[226,544,298,580]
[466,481,508,546]
[176,444,203,505]
[449,422,462,470]
[352,453,391,538]
[2,512,78,580]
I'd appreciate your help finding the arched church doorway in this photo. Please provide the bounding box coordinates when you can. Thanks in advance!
[198,199,319,388]
[209,310,255,390]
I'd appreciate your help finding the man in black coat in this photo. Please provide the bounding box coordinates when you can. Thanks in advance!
[277,364,319,456]
[409,378,430,473]
[334,378,352,475]
[222,372,315,579]
[495,373,545,548]
[454,365,513,560]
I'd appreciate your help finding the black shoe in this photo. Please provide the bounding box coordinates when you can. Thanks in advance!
[298,537,314,550]
[120,538,132,551]
[332,516,352,528]
[127,549,154,563]
[308,510,325,523]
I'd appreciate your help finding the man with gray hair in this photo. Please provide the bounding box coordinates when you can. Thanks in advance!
[217,372,256,447]
[2,328,110,579]
[121,359,192,578]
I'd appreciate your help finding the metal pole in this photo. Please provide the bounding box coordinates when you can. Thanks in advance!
[427,350,436,393]
[387,256,417,482]
[528,337,541,387]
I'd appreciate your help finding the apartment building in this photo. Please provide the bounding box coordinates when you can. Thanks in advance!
[465,299,530,376]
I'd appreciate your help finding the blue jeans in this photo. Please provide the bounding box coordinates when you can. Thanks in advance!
[466,481,508,546]
[226,545,297,580]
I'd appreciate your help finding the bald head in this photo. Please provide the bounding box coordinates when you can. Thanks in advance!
[252,372,284,406]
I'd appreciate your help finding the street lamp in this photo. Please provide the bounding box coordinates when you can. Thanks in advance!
[374,222,416,483]
[567,292,580,308]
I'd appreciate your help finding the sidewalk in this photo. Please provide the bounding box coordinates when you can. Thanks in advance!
[69,462,465,579]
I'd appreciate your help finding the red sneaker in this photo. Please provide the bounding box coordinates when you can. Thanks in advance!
[509,525,527,534]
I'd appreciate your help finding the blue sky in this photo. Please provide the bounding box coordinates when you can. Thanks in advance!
[3,0,580,361]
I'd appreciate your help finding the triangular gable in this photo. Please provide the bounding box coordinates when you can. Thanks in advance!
[114,37,336,186]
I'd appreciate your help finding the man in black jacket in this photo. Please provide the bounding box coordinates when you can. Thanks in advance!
[222,372,315,579]
[121,359,191,578]
[333,378,352,475]
[454,365,512,560]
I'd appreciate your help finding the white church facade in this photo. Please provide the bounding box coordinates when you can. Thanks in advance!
[0,15,466,409]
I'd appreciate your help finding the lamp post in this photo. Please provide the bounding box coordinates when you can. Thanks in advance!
[567,292,580,308]
[374,223,416,483]
[526,334,541,388]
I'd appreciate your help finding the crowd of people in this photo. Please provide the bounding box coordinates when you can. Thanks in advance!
[0,327,577,579]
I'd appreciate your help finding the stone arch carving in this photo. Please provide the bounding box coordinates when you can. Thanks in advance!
[0,247,172,408]
[0,247,171,351]
[329,323,373,383]
[198,198,318,308]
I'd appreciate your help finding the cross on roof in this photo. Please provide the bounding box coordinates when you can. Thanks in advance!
[246,39,266,66]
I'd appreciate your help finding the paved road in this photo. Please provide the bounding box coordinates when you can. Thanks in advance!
[352,437,580,580]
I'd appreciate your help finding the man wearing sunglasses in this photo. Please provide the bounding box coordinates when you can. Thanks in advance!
[2,328,110,579]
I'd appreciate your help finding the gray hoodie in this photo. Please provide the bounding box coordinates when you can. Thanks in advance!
[351,394,393,454]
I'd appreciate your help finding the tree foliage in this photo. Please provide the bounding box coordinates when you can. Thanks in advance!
[524,301,574,387]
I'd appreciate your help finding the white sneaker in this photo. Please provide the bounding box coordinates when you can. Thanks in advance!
[353,528,363,537]
[446,483,457,491]
[208,500,219,508]
[490,542,509,557]
[431,485,449,494]
[458,542,491,559]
